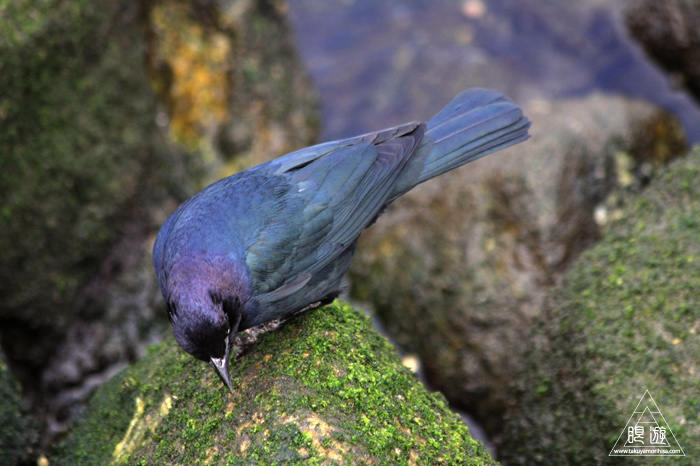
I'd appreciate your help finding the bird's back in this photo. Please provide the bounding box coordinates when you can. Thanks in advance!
[154,88,529,326]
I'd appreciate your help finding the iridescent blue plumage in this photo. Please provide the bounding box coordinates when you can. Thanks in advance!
[153,88,530,391]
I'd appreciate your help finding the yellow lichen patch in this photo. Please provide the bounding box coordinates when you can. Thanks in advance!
[148,2,231,151]
[278,413,297,424]
[112,394,174,464]
[236,421,253,436]
[396,420,412,436]
[281,414,357,464]
[204,446,219,464]
[225,401,236,414]
[252,411,265,424]
[239,435,251,453]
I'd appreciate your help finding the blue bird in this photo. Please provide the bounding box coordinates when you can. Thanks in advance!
[153,88,530,392]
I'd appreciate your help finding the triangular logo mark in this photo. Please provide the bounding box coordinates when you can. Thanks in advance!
[610,390,685,456]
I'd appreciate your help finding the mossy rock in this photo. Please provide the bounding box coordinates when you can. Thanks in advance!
[0,0,318,444]
[0,350,39,465]
[53,302,495,465]
[349,93,686,435]
[499,147,700,465]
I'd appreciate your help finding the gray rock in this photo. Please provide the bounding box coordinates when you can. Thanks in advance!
[349,93,686,435]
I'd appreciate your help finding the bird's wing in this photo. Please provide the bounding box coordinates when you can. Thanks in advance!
[246,123,426,297]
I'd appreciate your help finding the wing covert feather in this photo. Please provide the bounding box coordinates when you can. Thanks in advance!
[246,124,425,298]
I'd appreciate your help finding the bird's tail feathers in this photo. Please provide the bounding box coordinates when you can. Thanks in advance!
[390,88,530,200]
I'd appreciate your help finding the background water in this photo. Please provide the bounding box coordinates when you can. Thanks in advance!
[287,0,699,143]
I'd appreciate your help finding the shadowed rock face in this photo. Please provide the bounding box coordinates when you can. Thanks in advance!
[349,94,686,436]
[52,302,498,466]
[499,147,700,465]
[626,0,700,104]
[0,0,317,447]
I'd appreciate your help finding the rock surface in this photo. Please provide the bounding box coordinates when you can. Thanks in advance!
[349,94,686,435]
[52,302,496,466]
[0,0,317,445]
[499,147,700,465]
[626,0,700,104]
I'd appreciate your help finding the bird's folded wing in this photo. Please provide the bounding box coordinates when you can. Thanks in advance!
[247,124,425,296]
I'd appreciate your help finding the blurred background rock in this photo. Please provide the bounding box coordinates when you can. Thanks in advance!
[1,0,698,463]
[626,0,700,105]
[349,93,686,438]
[499,147,700,465]
[0,0,317,452]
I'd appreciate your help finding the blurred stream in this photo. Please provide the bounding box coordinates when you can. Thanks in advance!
[287,0,699,143]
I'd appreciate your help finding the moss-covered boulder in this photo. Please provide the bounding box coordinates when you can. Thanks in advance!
[0,349,39,465]
[349,94,686,434]
[52,302,495,465]
[499,147,700,465]
[0,0,316,444]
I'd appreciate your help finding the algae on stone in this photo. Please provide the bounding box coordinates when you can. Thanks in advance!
[500,147,700,465]
[53,302,496,466]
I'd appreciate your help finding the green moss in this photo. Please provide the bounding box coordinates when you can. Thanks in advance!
[501,148,700,465]
[53,302,496,465]
[0,350,39,464]
[0,0,201,329]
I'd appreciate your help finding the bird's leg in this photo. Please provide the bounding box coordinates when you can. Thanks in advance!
[233,294,340,361]
[233,320,280,361]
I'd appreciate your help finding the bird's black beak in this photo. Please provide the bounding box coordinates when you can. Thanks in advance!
[209,342,233,394]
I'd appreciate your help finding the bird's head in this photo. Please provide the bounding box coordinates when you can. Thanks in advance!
[167,290,242,393]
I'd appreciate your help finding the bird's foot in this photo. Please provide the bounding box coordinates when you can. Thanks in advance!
[233,319,285,361]
[232,296,337,361]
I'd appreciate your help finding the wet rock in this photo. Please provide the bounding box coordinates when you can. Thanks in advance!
[499,147,700,465]
[626,0,700,103]
[349,93,686,436]
[52,302,497,466]
[0,0,316,446]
